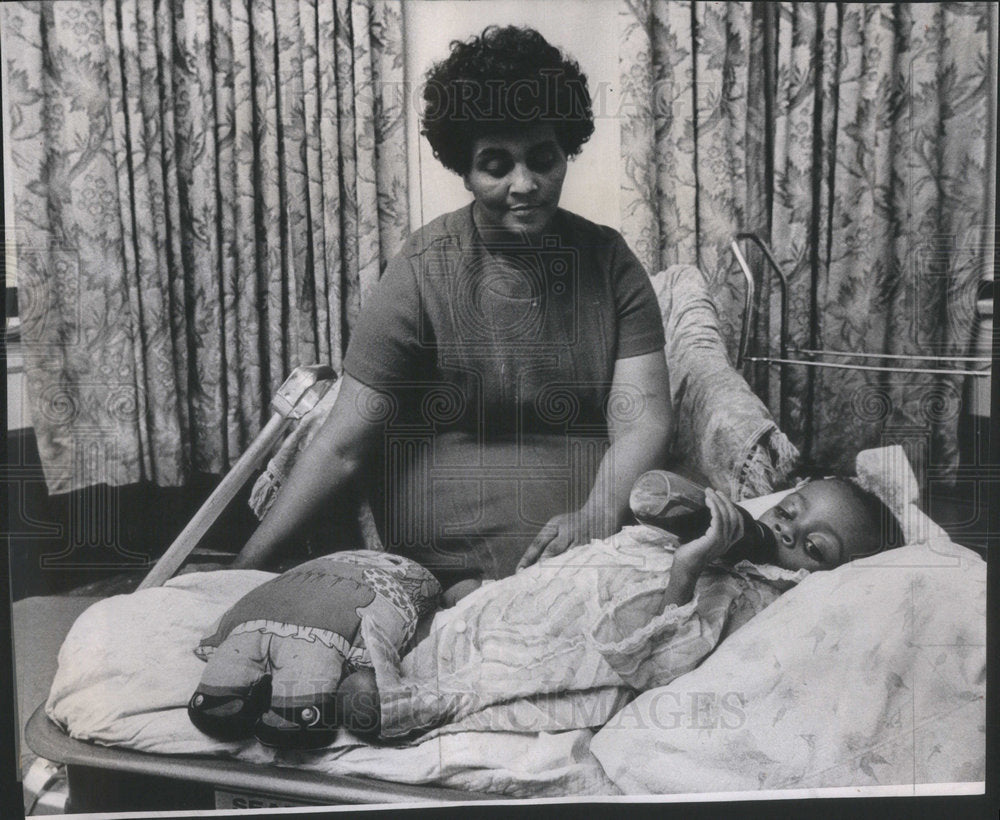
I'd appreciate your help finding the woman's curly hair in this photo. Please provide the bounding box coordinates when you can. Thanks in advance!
[421,26,595,175]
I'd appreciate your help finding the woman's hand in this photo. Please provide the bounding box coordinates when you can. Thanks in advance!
[672,488,744,573]
[516,508,613,571]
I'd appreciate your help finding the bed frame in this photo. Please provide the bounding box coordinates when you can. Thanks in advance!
[25,706,492,811]
[729,233,991,435]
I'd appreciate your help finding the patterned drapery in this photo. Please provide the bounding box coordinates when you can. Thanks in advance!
[618,1,993,476]
[3,0,409,494]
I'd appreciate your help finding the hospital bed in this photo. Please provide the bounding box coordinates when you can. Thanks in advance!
[17,260,986,812]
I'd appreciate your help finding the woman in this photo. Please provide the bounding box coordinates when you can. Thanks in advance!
[234,26,672,584]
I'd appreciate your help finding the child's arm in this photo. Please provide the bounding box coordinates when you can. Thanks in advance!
[663,489,745,606]
[591,488,750,692]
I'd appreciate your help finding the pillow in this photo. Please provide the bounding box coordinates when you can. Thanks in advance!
[590,536,986,793]
[735,488,793,520]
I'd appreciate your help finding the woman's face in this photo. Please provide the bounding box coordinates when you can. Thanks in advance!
[464,124,567,241]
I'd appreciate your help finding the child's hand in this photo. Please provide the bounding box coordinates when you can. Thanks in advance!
[672,489,745,572]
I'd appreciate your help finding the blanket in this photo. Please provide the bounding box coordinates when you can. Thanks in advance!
[44,570,617,798]
[590,535,986,793]
[368,526,805,740]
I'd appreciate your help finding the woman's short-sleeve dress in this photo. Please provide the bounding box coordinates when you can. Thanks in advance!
[343,204,665,584]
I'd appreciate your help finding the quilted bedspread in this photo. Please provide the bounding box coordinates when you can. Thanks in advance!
[590,535,986,793]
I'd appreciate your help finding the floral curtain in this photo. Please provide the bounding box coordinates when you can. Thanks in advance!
[618,1,994,476]
[3,0,409,494]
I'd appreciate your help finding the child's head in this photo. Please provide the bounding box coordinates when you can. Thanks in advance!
[754,478,904,572]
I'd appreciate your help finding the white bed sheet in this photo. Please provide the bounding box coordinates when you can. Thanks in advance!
[44,570,618,798]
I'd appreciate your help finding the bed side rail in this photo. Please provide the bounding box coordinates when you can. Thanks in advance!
[137,365,336,590]
[729,233,991,433]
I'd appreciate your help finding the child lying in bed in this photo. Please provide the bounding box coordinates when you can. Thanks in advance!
[367,476,904,741]
[189,477,902,747]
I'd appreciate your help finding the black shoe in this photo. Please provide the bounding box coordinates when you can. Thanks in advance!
[254,701,338,750]
[187,675,271,741]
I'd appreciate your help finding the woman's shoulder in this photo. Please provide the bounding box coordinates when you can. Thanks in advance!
[396,204,476,260]
[554,208,626,245]
[553,210,637,277]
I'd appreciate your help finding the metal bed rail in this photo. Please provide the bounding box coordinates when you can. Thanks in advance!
[729,233,992,432]
[25,705,494,811]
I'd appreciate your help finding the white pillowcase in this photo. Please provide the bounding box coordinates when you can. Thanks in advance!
[736,488,794,520]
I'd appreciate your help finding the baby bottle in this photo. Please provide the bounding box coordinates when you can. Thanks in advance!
[629,470,777,563]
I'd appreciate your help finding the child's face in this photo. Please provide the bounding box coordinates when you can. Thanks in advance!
[754,481,875,572]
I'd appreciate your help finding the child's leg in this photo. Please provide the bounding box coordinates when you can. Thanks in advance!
[411,578,483,646]
[442,578,482,607]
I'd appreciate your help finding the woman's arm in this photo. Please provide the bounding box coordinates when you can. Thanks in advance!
[231,374,386,569]
[517,350,673,569]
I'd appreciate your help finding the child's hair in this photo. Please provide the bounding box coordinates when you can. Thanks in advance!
[808,475,906,553]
